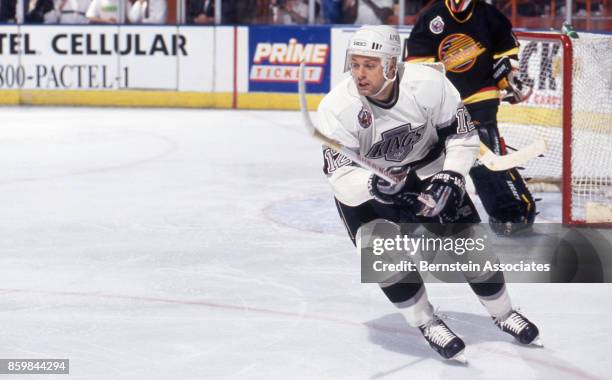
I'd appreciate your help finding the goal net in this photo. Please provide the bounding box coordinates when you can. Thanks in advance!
[497,32,612,225]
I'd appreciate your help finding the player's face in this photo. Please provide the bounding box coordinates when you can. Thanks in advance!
[349,55,385,96]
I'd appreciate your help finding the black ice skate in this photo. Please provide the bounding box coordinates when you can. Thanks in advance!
[494,310,543,347]
[419,315,467,363]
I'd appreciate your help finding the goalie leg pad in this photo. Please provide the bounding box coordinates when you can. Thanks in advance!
[470,106,503,154]
[471,165,536,231]
[468,106,537,232]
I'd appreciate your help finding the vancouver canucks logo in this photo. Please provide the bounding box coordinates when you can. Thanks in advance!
[366,124,425,162]
[438,33,486,73]
[358,107,372,129]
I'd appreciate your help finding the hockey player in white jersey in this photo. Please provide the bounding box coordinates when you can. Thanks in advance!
[317,25,541,362]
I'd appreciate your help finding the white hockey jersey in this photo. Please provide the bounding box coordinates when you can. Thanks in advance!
[317,62,480,207]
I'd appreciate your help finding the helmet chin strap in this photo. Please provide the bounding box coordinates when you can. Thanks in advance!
[371,78,395,98]
[371,60,397,98]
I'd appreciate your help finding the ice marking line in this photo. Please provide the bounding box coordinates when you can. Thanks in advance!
[263,192,561,236]
[0,288,603,380]
[371,357,431,379]
[0,131,178,185]
[262,193,347,237]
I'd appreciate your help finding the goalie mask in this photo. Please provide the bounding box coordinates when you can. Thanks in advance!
[344,25,401,97]
[448,0,472,13]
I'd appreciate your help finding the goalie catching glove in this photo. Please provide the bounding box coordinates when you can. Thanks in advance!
[492,56,532,104]
[417,171,466,223]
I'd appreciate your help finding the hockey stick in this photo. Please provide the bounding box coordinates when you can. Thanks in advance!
[478,139,547,172]
[297,62,547,183]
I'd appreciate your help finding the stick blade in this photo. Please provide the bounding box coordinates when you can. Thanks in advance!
[479,139,547,171]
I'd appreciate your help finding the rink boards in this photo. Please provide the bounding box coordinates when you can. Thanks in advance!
[0,25,332,109]
[0,24,609,129]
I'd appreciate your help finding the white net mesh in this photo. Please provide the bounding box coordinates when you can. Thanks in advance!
[497,32,612,223]
[569,33,612,222]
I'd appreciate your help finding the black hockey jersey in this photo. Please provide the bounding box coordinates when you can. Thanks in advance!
[406,0,519,107]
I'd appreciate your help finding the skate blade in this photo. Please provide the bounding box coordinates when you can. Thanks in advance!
[450,352,468,364]
[530,337,544,347]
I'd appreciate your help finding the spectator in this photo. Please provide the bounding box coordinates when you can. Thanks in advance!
[187,0,214,24]
[128,0,166,23]
[86,0,125,23]
[272,0,312,24]
[517,0,545,16]
[404,0,428,16]
[45,0,92,23]
[343,0,393,24]
[321,0,342,23]
[24,0,54,22]
[221,0,256,23]
[0,0,17,22]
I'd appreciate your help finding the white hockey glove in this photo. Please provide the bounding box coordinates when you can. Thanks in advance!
[368,167,421,209]
[417,171,466,223]
[492,56,533,104]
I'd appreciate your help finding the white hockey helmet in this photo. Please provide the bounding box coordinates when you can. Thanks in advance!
[344,25,401,84]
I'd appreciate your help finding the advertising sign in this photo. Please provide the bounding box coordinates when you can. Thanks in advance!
[248,25,331,93]
[0,25,215,92]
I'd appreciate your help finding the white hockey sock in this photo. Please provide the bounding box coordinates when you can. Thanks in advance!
[478,285,513,319]
[394,286,434,327]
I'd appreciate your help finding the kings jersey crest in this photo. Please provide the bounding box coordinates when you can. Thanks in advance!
[366,124,425,162]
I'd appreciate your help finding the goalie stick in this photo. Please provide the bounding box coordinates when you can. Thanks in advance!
[297,62,547,185]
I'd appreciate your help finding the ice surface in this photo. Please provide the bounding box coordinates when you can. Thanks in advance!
[0,107,609,379]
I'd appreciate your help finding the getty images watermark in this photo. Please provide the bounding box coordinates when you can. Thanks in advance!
[360,222,612,283]
[370,232,550,274]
